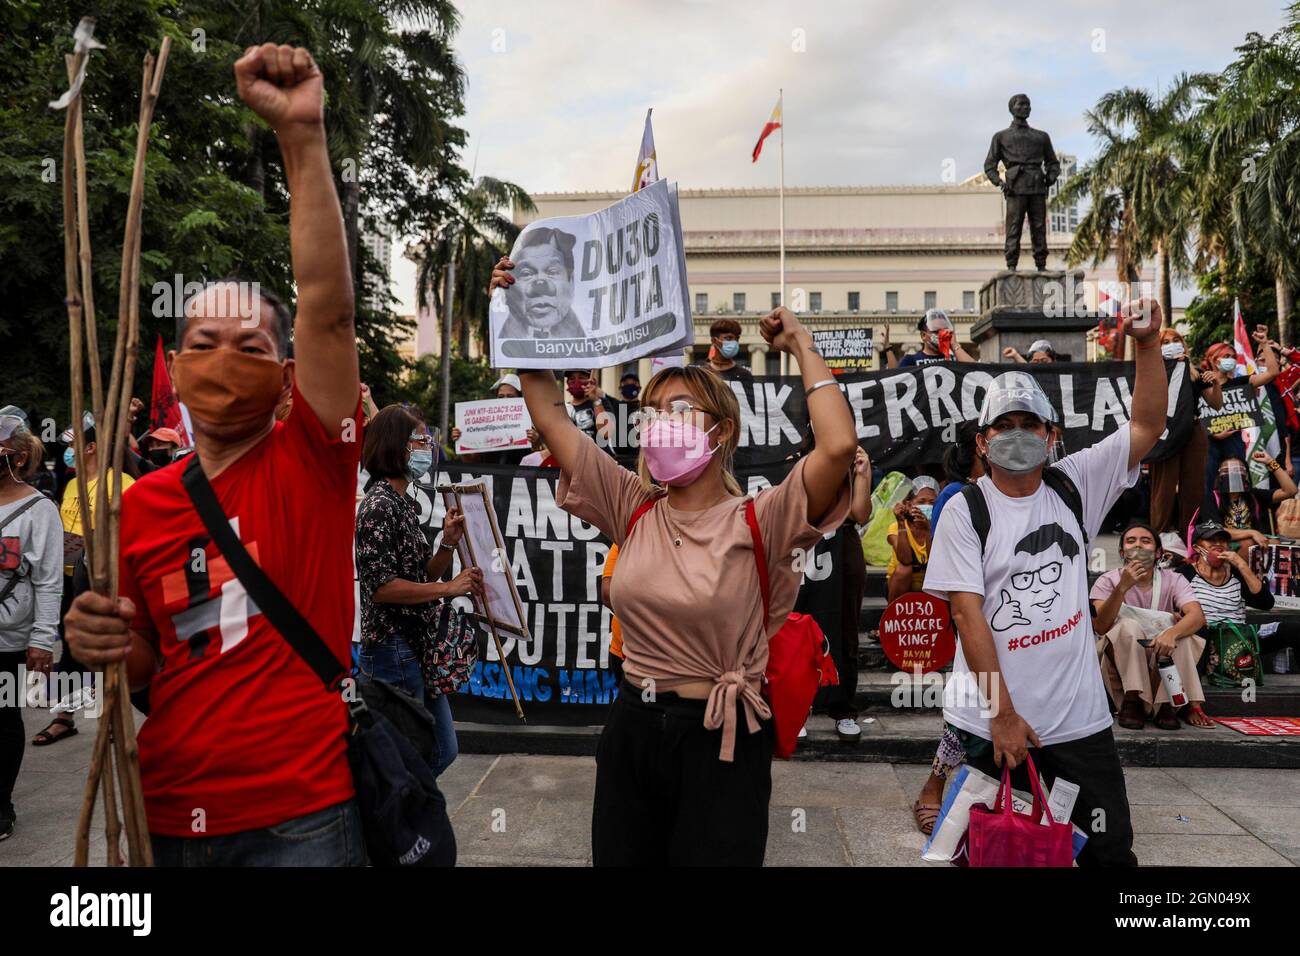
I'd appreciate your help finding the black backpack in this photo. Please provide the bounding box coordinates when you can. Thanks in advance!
[959,467,1088,555]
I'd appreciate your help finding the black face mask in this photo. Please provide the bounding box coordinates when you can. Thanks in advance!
[147,449,173,467]
[621,385,640,400]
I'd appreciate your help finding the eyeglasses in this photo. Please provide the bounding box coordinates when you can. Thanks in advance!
[408,433,434,448]
[1011,562,1062,590]
[641,399,711,424]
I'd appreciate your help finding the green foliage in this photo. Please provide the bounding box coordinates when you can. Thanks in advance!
[1183,262,1279,357]
[0,0,470,430]
[400,353,498,434]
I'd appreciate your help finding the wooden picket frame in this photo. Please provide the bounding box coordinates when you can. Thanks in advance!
[437,482,527,720]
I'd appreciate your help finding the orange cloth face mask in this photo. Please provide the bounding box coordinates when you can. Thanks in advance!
[171,350,286,436]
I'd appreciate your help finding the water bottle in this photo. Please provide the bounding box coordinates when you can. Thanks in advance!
[1157,657,1187,707]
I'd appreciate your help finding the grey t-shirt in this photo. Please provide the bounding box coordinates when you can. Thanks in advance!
[0,491,63,653]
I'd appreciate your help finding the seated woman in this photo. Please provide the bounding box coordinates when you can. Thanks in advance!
[886,476,938,602]
[1090,521,1209,730]
[1213,452,1296,546]
[1177,519,1300,674]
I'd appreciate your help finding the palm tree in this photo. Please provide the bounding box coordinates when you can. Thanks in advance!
[1204,21,1300,345]
[1054,113,1144,286]
[1056,76,1212,325]
[1094,75,1213,323]
[415,175,537,357]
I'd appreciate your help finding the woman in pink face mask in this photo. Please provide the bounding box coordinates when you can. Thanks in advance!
[494,258,858,866]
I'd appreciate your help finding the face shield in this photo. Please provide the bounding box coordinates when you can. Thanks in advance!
[977,371,1059,428]
[912,475,940,496]
[1219,461,1248,494]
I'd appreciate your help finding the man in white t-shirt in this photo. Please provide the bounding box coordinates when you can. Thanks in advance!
[924,300,1168,867]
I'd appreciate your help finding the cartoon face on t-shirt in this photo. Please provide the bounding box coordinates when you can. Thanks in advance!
[922,426,1140,747]
[990,522,1081,632]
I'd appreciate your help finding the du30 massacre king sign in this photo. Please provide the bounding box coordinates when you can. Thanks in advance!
[489,179,693,369]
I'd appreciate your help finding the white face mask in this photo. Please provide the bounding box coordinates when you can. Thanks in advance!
[1218,357,1237,374]
[1161,343,1185,360]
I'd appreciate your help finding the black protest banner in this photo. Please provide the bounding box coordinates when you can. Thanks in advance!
[407,459,845,724]
[729,361,1140,471]
[1199,376,1264,439]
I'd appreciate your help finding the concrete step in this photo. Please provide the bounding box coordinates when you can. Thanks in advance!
[455,709,1300,768]
[850,670,1300,717]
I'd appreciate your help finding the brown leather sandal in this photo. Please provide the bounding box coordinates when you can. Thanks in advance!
[913,800,941,836]
[31,717,78,746]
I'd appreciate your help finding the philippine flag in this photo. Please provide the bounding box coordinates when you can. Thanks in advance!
[752,95,782,163]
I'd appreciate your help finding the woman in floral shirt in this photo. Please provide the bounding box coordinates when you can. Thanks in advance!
[356,405,483,777]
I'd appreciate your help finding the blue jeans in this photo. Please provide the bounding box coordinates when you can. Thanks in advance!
[150,800,365,866]
[358,637,425,704]
[426,690,459,779]
[359,637,457,777]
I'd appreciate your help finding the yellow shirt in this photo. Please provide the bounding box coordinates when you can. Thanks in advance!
[60,470,133,573]
[886,519,929,593]
[603,544,623,659]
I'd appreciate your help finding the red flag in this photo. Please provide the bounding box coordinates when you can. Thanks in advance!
[751,95,782,163]
[150,333,189,444]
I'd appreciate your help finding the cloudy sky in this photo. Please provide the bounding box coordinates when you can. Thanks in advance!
[394,0,1288,309]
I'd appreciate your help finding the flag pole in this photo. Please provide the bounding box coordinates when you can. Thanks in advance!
[778,89,786,376]
[778,89,785,308]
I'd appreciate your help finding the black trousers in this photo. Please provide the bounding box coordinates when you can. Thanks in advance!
[0,650,25,810]
[592,681,774,866]
[1005,193,1048,268]
[830,528,866,719]
[963,726,1137,867]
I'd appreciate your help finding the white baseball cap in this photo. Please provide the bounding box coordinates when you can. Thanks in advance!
[492,373,522,393]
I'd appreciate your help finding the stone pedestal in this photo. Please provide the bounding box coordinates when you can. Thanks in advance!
[970,269,1096,362]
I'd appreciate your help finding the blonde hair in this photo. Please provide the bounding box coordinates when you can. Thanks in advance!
[637,364,743,496]
[2,431,44,481]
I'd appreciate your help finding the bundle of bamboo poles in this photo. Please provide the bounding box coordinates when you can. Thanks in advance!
[56,18,171,868]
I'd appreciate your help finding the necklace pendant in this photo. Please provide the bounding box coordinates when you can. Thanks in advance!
[674,536,682,548]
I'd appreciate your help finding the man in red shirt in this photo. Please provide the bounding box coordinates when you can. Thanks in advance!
[65,44,364,865]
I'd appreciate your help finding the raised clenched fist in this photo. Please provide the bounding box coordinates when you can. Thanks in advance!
[234,44,324,136]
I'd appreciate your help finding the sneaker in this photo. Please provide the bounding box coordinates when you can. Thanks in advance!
[0,803,14,842]
[836,718,862,738]
[797,724,808,739]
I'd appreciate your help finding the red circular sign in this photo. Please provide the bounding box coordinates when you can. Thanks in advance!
[877,591,956,673]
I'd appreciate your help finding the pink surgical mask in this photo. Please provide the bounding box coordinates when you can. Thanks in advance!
[641,419,719,487]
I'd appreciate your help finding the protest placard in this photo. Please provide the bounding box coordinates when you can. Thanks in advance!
[811,327,874,371]
[1247,541,1300,608]
[488,179,692,369]
[1199,377,1265,438]
[877,591,955,672]
[454,397,532,454]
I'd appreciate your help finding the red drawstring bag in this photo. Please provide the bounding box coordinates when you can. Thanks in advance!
[966,753,1073,867]
[624,497,839,761]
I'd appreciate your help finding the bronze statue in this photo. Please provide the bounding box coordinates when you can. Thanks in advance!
[984,94,1060,272]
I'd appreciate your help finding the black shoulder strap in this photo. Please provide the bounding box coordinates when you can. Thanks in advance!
[960,483,991,554]
[1042,466,1088,546]
[0,494,44,535]
[181,455,346,692]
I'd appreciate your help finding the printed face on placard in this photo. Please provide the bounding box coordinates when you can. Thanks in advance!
[512,237,575,333]
[989,522,1081,633]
